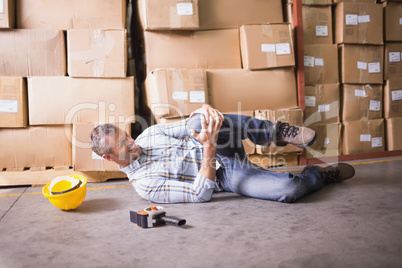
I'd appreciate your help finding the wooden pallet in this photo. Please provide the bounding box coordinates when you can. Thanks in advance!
[0,166,127,187]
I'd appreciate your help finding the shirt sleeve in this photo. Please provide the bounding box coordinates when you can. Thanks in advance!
[155,118,191,139]
[132,174,216,203]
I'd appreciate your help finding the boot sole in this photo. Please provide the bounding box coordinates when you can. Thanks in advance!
[295,132,318,148]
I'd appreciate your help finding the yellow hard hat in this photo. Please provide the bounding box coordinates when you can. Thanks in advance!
[43,175,87,210]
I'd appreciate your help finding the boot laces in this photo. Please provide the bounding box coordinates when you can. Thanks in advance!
[326,169,341,182]
[277,121,299,138]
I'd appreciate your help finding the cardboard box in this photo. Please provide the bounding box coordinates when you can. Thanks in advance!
[384,1,402,41]
[198,0,283,30]
[384,79,402,118]
[286,0,332,5]
[145,69,208,118]
[0,125,72,169]
[0,29,66,77]
[0,0,15,28]
[339,44,384,84]
[240,24,295,70]
[255,108,304,155]
[333,0,377,3]
[16,0,126,30]
[342,84,383,122]
[303,44,339,85]
[335,3,383,45]
[144,29,241,72]
[0,77,27,128]
[304,84,340,126]
[67,29,127,78]
[286,5,333,45]
[28,77,135,125]
[207,68,298,113]
[138,0,199,30]
[384,42,402,80]
[73,122,131,171]
[386,117,402,151]
[307,123,342,159]
[342,119,385,155]
[248,153,299,169]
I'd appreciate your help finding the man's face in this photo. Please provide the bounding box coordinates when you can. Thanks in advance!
[104,129,142,167]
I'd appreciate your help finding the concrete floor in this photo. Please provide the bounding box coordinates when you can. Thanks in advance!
[0,156,401,268]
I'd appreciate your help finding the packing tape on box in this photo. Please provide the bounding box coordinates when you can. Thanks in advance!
[170,6,181,28]
[261,25,277,67]
[358,4,369,44]
[69,30,115,77]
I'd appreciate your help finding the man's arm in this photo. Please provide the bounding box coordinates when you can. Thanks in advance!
[131,113,223,204]
[191,114,222,182]
[156,104,224,139]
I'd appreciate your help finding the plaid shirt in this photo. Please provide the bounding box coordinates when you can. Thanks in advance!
[120,119,218,203]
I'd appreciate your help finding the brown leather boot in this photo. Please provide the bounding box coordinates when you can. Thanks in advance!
[274,121,317,148]
[302,163,356,184]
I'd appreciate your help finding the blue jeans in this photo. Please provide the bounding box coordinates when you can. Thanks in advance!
[188,114,324,203]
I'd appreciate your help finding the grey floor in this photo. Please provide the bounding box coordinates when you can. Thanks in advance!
[1,156,401,268]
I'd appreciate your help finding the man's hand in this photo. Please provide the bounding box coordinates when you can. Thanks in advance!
[191,114,223,148]
[190,104,224,124]
[191,114,223,182]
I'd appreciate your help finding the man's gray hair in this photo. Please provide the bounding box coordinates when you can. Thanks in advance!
[90,123,117,156]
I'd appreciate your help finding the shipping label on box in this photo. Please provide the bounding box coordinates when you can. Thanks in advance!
[198,0,283,30]
[287,0,332,5]
[304,84,340,126]
[339,44,384,84]
[307,123,342,159]
[334,0,377,4]
[342,119,385,155]
[144,29,241,72]
[0,77,27,128]
[138,0,199,30]
[0,125,72,169]
[385,42,402,80]
[0,0,15,28]
[73,122,131,171]
[304,44,339,85]
[384,79,402,118]
[67,29,127,78]
[342,84,383,122]
[0,29,66,77]
[145,69,208,118]
[28,77,135,125]
[207,68,298,112]
[255,108,304,155]
[286,5,333,45]
[335,2,383,44]
[16,0,126,30]
[240,23,295,70]
[384,2,402,42]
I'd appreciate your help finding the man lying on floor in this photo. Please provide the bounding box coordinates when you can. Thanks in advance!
[89,104,355,203]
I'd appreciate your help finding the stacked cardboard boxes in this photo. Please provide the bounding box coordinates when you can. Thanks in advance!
[335,1,386,155]
[137,0,301,167]
[0,0,134,175]
[383,1,402,151]
[286,0,342,159]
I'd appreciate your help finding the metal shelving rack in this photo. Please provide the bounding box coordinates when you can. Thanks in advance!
[292,0,402,166]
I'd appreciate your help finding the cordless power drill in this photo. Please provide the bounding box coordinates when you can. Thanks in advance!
[130,206,186,228]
